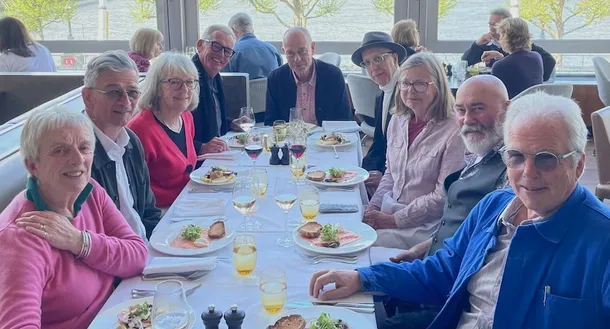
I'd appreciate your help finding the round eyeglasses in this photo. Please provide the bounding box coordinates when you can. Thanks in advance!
[398,80,434,93]
[501,148,577,172]
[161,78,198,90]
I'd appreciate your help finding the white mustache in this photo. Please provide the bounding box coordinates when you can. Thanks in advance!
[461,124,489,135]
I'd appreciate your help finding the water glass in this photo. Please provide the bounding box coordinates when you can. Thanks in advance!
[259,267,287,313]
[272,120,288,144]
[151,280,190,329]
[289,107,304,136]
[299,185,320,222]
[274,178,297,247]
[238,107,255,133]
[232,234,257,276]
[250,168,268,197]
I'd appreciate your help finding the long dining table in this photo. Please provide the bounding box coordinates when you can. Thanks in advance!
[89,128,380,329]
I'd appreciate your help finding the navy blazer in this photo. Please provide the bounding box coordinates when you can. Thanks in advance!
[492,50,543,99]
[361,88,395,173]
[264,60,351,126]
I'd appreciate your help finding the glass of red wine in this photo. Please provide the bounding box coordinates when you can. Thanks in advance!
[288,133,307,184]
[245,131,263,166]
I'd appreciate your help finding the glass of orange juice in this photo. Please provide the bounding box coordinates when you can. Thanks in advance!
[259,267,287,313]
[232,234,257,275]
[298,185,319,222]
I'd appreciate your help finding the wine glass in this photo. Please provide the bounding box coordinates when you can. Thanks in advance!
[272,120,288,144]
[151,280,191,329]
[233,234,257,276]
[232,177,257,232]
[250,168,268,197]
[299,185,319,223]
[238,107,255,133]
[245,131,263,166]
[259,267,287,313]
[185,46,197,58]
[288,107,304,137]
[288,133,307,184]
[274,177,297,247]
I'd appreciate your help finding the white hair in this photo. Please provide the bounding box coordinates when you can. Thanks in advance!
[202,24,236,43]
[228,13,253,33]
[20,107,95,162]
[137,52,200,112]
[503,92,588,164]
[84,50,138,88]
[283,26,313,44]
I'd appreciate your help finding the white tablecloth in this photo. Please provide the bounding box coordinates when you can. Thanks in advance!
[91,130,379,329]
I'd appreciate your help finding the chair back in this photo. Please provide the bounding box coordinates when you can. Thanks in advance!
[346,74,378,120]
[592,107,610,184]
[318,52,341,67]
[593,57,610,106]
[512,83,573,100]
[249,78,267,114]
[0,151,27,211]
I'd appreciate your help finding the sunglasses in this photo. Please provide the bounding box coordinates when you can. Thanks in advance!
[204,39,235,58]
[92,88,141,102]
[501,148,577,172]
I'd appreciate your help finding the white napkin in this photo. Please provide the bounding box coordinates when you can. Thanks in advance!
[369,246,405,265]
[322,121,362,133]
[197,150,240,161]
[143,257,218,275]
[172,197,226,218]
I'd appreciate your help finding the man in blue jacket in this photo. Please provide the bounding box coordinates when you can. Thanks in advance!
[264,27,351,126]
[310,92,610,329]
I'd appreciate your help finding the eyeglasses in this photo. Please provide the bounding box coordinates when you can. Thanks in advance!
[204,39,235,58]
[360,52,393,68]
[285,48,310,59]
[398,80,434,92]
[92,88,141,101]
[501,148,578,172]
[161,78,199,90]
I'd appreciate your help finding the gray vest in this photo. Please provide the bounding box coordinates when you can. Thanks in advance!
[428,152,506,255]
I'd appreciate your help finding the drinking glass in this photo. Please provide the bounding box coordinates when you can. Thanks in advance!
[250,168,268,197]
[151,280,190,329]
[238,107,255,133]
[289,152,306,183]
[288,133,307,184]
[232,177,257,231]
[288,107,304,137]
[259,267,287,313]
[272,120,288,144]
[299,185,320,222]
[274,177,297,247]
[244,131,263,166]
[232,234,257,275]
[184,46,197,58]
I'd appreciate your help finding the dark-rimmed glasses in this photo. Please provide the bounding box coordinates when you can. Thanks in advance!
[204,39,235,58]
[360,52,393,68]
[161,78,198,90]
[92,88,140,101]
[398,80,434,92]
[501,148,577,172]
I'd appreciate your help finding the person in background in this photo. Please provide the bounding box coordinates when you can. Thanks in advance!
[192,24,246,154]
[363,53,465,249]
[264,27,351,126]
[491,17,543,98]
[391,19,425,59]
[0,107,147,329]
[83,50,161,241]
[461,8,555,82]
[128,27,164,73]
[351,32,406,195]
[311,92,610,329]
[381,75,509,329]
[224,12,282,79]
[128,52,199,208]
[0,16,56,72]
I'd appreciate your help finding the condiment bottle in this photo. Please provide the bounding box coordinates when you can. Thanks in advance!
[201,304,223,329]
[269,144,281,165]
[263,134,270,152]
[280,144,290,165]
[223,304,245,329]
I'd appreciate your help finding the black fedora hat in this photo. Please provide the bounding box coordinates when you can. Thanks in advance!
[351,31,407,67]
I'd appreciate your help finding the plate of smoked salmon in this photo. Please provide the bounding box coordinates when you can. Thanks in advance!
[150,220,235,256]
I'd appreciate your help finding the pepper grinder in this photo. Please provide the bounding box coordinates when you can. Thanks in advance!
[269,144,281,165]
[223,304,245,329]
[201,304,223,329]
[280,144,290,165]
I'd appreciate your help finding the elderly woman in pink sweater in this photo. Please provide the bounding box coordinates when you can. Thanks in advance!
[0,108,147,329]
[363,53,465,249]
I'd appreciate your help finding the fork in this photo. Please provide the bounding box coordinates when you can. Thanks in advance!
[141,270,210,281]
[293,250,358,264]
[131,283,202,298]
[332,145,339,159]
[317,186,355,192]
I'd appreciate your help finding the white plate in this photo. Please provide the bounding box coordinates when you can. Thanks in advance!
[87,297,196,329]
[189,166,237,186]
[304,166,369,187]
[293,221,377,255]
[150,221,235,256]
[268,306,373,329]
[310,132,354,148]
[224,134,247,148]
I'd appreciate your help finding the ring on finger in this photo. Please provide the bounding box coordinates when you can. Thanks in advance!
[41,224,46,231]
[44,231,48,239]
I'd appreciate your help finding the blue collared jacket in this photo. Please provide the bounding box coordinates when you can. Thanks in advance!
[358,184,610,328]
[223,33,282,80]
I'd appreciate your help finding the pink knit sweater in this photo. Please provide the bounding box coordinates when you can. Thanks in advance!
[0,179,148,329]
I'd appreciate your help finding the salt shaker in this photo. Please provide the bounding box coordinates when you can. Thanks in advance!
[223,304,245,329]
[201,304,223,329]
[280,144,290,165]
[269,144,281,165]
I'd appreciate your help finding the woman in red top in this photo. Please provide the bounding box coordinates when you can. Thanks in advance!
[128,52,199,208]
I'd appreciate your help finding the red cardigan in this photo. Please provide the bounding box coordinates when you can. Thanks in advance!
[127,110,197,207]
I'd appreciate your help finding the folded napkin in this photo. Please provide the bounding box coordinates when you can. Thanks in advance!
[309,290,373,304]
[369,246,405,265]
[197,150,240,161]
[172,197,226,218]
[143,256,217,275]
[322,121,362,133]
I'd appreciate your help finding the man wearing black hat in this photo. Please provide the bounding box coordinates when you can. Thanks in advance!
[354,32,406,195]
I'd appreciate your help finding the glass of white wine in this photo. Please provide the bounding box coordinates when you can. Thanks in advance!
[274,177,297,247]
[272,120,288,144]
[299,185,319,222]
[151,280,191,329]
[232,177,257,232]
[232,234,257,276]
[250,168,268,197]
[259,267,287,313]
[238,107,255,133]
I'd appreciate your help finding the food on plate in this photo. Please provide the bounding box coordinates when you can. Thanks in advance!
[202,166,236,184]
[320,224,340,248]
[308,313,349,329]
[233,134,247,145]
[117,301,152,329]
[306,170,326,182]
[298,222,323,238]
[302,224,361,249]
[267,314,306,329]
[170,221,226,249]
[317,133,348,146]
[324,168,358,183]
